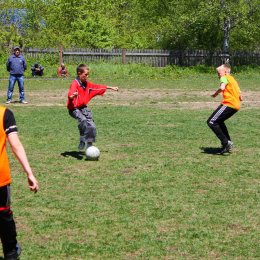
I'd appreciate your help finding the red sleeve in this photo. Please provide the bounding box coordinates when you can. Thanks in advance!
[87,81,107,99]
[67,80,79,110]
[68,80,78,97]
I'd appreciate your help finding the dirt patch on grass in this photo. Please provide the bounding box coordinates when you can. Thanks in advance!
[1,89,259,110]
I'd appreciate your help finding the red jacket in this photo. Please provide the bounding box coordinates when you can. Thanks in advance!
[67,79,107,110]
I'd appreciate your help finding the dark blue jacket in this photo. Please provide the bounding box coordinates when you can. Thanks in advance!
[6,54,27,75]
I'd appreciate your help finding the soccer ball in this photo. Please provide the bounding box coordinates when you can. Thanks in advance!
[86,146,100,160]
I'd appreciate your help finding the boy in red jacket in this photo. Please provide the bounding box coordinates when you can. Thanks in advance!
[67,64,118,150]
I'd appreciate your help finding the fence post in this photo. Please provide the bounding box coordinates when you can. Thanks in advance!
[122,49,126,64]
[59,45,63,65]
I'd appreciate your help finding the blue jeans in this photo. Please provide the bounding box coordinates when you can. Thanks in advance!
[7,74,25,101]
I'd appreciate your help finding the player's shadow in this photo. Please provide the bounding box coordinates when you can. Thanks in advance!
[60,151,85,160]
[200,147,223,155]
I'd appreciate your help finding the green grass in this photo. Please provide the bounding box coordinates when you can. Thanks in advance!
[0,63,259,91]
[0,70,259,259]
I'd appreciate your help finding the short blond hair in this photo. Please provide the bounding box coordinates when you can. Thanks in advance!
[216,64,231,74]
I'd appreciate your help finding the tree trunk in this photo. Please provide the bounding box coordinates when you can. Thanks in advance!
[220,0,230,63]
[223,17,230,54]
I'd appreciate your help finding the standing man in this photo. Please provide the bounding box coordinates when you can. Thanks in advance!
[207,64,242,154]
[0,105,39,259]
[6,46,28,104]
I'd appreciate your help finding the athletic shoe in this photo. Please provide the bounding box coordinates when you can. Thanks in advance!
[86,142,93,148]
[78,141,85,150]
[220,141,233,154]
[4,243,22,260]
[6,100,12,104]
[20,100,28,104]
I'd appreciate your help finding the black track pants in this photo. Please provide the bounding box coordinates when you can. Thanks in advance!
[207,104,237,146]
[0,185,17,256]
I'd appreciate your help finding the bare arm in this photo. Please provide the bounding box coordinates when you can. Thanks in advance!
[107,86,119,91]
[211,82,226,98]
[7,133,39,192]
[69,91,78,99]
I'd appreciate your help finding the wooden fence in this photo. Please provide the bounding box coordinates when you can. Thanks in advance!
[23,47,260,67]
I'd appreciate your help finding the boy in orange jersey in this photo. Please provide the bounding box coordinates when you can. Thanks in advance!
[0,105,39,259]
[207,64,242,154]
[67,64,118,150]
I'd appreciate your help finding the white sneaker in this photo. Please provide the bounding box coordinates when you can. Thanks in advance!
[20,100,28,104]
[220,141,233,154]
[6,100,12,104]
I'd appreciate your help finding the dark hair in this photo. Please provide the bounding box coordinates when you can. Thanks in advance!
[13,46,20,51]
[76,64,89,74]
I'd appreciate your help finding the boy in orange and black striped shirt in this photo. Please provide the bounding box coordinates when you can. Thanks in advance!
[0,106,39,259]
[207,64,242,154]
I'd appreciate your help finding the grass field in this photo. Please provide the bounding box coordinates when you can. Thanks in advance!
[0,68,259,259]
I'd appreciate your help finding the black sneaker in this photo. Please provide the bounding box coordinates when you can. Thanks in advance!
[220,141,233,154]
[78,141,85,150]
[86,142,93,148]
[4,244,22,260]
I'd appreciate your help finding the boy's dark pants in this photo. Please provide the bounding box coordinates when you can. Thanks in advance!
[207,104,237,146]
[0,185,17,256]
[69,107,96,143]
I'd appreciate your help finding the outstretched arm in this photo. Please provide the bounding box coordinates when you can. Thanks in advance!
[211,82,225,98]
[7,133,39,193]
[107,86,119,91]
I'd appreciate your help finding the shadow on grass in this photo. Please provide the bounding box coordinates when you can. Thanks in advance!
[60,151,86,160]
[200,147,230,156]
[0,257,3,260]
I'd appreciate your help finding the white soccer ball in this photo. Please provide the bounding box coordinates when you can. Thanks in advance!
[86,146,100,160]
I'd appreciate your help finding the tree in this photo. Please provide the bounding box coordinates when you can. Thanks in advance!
[219,0,260,51]
[0,0,259,51]
[0,4,25,49]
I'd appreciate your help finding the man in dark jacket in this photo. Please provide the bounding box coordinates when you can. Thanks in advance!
[6,46,28,104]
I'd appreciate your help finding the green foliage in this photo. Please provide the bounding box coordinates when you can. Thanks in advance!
[0,60,259,81]
[70,16,116,48]
[219,0,260,51]
[0,23,23,49]
[0,0,259,51]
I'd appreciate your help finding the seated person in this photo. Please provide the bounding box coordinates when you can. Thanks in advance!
[57,63,69,77]
[31,63,44,76]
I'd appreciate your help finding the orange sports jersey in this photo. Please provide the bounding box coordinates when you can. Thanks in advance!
[0,106,11,187]
[221,75,241,110]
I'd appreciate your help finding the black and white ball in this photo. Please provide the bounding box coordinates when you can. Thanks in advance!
[86,146,100,160]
